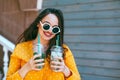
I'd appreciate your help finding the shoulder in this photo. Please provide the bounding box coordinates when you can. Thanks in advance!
[63,44,73,57]
[11,41,32,58]
[63,44,71,51]
[63,44,69,48]
[14,41,32,51]
[16,41,32,47]
[14,41,32,53]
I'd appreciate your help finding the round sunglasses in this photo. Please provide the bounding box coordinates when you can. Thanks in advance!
[40,21,60,34]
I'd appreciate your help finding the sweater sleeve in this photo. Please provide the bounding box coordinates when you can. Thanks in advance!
[6,44,23,80]
[63,44,81,80]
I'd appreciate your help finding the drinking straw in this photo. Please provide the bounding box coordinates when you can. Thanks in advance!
[38,33,40,53]
[56,35,59,46]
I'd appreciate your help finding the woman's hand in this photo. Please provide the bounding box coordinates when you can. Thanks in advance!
[50,57,65,72]
[28,54,45,70]
[18,54,45,78]
[50,57,72,77]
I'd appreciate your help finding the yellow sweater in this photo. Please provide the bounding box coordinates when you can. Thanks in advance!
[6,41,81,80]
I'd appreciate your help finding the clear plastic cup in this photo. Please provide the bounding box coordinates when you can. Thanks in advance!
[50,45,63,72]
[33,43,45,69]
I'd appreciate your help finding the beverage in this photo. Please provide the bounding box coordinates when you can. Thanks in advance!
[33,43,45,69]
[50,45,63,72]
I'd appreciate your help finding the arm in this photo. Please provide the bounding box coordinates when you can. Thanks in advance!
[50,45,81,80]
[18,54,45,78]
[6,44,24,80]
[6,44,44,80]
[63,45,81,80]
[6,56,23,80]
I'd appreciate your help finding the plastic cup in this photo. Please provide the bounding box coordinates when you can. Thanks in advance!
[50,45,63,72]
[33,43,45,69]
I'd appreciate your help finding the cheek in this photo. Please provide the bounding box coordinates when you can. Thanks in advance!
[51,35,56,38]
[47,34,56,41]
[38,26,42,33]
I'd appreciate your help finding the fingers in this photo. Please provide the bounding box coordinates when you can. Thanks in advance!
[34,59,44,63]
[29,54,45,71]
[51,60,61,65]
[34,62,45,70]
[29,55,66,72]
[50,57,65,72]
[33,54,41,60]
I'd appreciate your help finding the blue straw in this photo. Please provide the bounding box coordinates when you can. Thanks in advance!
[38,33,40,53]
[56,35,59,46]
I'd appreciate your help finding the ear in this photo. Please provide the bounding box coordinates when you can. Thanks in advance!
[37,24,40,27]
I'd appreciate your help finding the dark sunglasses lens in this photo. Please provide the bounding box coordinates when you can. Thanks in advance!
[43,24,50,30]
[52,27,59,34]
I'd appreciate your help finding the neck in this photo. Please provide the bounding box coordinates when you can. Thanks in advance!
[33,36,49,47]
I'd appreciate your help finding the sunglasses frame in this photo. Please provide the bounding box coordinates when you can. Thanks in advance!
[40,21,60,34]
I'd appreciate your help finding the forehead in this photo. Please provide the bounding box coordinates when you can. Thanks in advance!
[42,14,58,26]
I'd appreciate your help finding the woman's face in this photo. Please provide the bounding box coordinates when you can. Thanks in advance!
[38,14,59,41]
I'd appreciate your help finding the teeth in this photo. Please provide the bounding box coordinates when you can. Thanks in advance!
[44,32,51,37]
[46,32,50,36]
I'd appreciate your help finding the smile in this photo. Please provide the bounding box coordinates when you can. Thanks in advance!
[43,31,53,37]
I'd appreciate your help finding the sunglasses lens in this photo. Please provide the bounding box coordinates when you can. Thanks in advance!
[41,21,60,34]
[52,27,60,34]
[43,24,50,30]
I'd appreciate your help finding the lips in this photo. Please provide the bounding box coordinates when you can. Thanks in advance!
[43,31,53,37]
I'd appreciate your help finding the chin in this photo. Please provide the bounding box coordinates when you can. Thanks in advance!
[41,31,55,41]
[43,36,53,41]
[44,38,51,41]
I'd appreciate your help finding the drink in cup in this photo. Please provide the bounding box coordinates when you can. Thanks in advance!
[50,45,63,72]
[33,43,45,69]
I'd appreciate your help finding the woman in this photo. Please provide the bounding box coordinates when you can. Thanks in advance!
[6,8,81,80]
